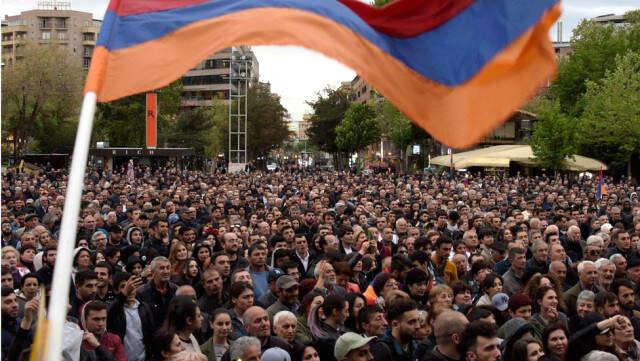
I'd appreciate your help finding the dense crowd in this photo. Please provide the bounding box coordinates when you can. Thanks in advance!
[2,164,640,361]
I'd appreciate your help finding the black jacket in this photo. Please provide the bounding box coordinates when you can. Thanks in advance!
[107,293,155,357]
[135,280,177,327]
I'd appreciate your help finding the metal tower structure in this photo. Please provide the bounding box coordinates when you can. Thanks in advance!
[228,48,251,173]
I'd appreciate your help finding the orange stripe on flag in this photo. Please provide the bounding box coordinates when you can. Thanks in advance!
[85,5,560,148]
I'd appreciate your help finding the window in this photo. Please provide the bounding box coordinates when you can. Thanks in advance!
[39,18,52,29]
[56,18,67,28]
[41,31,51,40]
[83,58,90,69]
[83,33,95,41]
[83,47,92,57]
[58,31,66,40]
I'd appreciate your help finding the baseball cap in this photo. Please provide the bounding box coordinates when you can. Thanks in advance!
[268,268,284,283]
[334,332,375,361]
[261,347,290,361]
[491,292,509,312]
[276,275,299,290]
[601,223,613,233]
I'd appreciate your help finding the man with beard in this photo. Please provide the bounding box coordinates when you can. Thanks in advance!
[136,256,177,326]
[420,311,469,361]
[459,321,501,361]
[146,219,170,257]
[1,287,21,360]
[223,232,247,271]
[266,275,299,323]
[34,245,56,287]
[70,270,99,320]
[95,262,115,304]
[612,279,640,339]
[595,259,616,291]
[377,298,421,361]
[198,269,225,314]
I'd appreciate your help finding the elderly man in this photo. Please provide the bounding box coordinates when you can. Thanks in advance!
[564,225,584,262]
[243,306,291,354]
[595,259,616,291]
[548,261,571,291]
[273,311,305,355]
[564,261,601,317]
[229,336,261,361]
[335,333,376,361]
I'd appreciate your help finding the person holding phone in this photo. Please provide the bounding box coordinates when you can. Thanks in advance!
[108,272,156,361]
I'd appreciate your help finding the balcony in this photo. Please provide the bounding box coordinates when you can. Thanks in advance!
[81,26,100,34]
[4,24,28,33]
[181,98,230,107]
[82,39,96,46]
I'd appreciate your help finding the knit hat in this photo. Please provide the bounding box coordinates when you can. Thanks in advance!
[508,293,533,312]
[502,317,534,346]
[405,268,429,286]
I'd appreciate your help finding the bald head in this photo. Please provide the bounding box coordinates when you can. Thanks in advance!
[434,311,469,343]
[243,306,267,324]
[176,285,197,299]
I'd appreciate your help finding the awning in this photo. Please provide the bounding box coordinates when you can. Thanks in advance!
[431,145,607,171]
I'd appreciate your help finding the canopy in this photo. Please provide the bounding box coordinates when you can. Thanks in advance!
[431,145,607,171]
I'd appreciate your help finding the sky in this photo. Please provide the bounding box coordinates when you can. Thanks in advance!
[3,0,639,122]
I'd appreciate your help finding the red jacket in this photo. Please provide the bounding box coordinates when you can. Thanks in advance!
[83,332,128,361]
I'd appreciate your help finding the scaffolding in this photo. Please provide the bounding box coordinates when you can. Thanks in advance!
[228,48,251,173]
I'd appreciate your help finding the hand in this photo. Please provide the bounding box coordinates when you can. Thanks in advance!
[125,276,143,298]
[21,298,39,329]
[141,266,152,278]
[83,332,101,348]
[359,241,370,255]
[315,261,326,289]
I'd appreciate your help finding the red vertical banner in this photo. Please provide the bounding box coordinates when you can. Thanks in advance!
[146,92,157,149]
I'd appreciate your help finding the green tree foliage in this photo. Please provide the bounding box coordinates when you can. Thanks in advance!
[528,98,576,171]
[550,10,640,116]
[94,81,183,147]
[336,103,380,155]
[165,107,219,155]
[374,100,413,165]
[245,83,291,159]
[1,41,84,156]
[306,87,351,153]
[578,51,640,175]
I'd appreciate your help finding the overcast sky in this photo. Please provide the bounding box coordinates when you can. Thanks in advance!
[4,0,638,122]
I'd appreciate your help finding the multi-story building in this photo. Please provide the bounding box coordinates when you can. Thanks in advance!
[2,1,100,69]
[181,46,259,107]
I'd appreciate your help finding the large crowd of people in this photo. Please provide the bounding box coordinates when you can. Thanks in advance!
[2,164,640,361]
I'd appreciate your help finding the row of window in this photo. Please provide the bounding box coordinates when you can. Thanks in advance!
[39,17,68,29]
[182,74,228,86]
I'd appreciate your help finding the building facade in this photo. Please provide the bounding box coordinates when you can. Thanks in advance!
[181,46,259,107]
[2,2,100,69]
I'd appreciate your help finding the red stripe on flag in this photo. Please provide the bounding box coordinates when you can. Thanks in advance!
[339,0,475,37]
[109,0,209,16]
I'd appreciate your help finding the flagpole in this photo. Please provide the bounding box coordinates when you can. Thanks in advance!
[44,92,97,361]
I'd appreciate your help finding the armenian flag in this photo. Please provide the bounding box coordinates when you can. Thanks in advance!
[595,168,607,201]
[85,0,561,148]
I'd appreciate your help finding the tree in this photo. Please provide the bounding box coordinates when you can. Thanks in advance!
[1,41,84,157]
[165,107,217,155]
[578,51,640,176]
[306,87,351,153]
[374,99,414,170]
[245,83,291,159]
[335,103,380,162]
[528,98,577,171]
[550,10,640,116]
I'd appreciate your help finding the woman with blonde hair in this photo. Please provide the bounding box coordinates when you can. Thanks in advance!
[168,241,189,278]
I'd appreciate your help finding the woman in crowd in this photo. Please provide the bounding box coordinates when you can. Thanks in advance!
[200,308,232,361]
[523,273,567,313]
[173,258,201,287]
[344,292,366,333]
[125,256,145,278]
[152,328,186,361]
[511,338,545,361]
[14,245,36,281]
[1,246,18,271]
[15,273,39,318]
[163,295,204,353]
[451,280,473,311]
[540,323,569,361]
[569,290,595,332]
[193,244,212,271]
[296,291,324,344]
[531,286,568,338]
[169,241,189,278]
[613,315,640,361]
[475,273,503,306]
[298,345,320,361]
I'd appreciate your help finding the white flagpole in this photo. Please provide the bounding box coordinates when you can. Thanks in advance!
[44,92,97,361]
